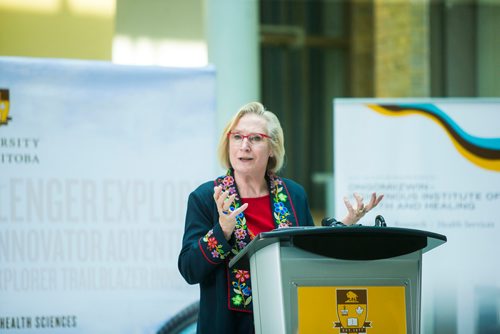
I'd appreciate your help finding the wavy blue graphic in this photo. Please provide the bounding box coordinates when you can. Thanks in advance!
[368,103,500,172]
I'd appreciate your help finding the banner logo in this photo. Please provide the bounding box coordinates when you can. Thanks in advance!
[335,289,372,333]
[0,89,11,126]
[368,103,500,172]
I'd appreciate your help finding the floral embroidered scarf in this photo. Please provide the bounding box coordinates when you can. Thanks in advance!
[207,169,298,312]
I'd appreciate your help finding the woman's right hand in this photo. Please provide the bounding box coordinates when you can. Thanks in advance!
[213,186,249,240]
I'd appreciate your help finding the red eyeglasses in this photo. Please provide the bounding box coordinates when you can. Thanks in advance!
[227,132,271,145]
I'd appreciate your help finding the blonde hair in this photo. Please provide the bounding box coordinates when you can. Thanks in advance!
[217,102,285,174]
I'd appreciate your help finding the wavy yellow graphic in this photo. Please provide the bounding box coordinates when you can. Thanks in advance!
[368,104,500,172]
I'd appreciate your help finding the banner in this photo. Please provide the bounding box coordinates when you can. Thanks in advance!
[0,57,216,333]
[334,99,500,333]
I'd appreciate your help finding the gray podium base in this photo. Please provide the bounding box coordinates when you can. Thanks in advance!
[250,242,422,334]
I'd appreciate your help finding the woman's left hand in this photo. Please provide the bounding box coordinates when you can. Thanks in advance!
[341,192,384,226]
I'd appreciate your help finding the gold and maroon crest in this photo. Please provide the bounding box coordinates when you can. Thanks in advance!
[0,89,11,126]
[335,289,372,333]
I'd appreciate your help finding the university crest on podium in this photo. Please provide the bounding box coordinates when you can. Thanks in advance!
[335,289,372,333]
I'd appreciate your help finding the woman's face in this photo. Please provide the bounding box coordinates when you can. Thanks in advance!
[229,114,272,178]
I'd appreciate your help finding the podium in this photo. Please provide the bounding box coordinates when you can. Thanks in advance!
[229,226,446,334]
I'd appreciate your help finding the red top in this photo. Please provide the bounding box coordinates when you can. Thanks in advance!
[241,195,274,237]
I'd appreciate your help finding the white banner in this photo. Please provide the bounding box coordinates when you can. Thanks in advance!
[0,57,216,333]
[334,99,500,333]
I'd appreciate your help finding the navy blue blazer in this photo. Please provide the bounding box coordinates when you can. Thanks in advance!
[178,177,314,334]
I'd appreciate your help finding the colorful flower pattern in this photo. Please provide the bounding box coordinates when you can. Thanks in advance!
[231,269,252,307]
[202,230,227,259]
[199,169,296,312]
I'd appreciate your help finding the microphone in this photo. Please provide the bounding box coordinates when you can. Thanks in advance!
[321,215,387,227]
[375,215,387,227]
[321,217,346,227]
